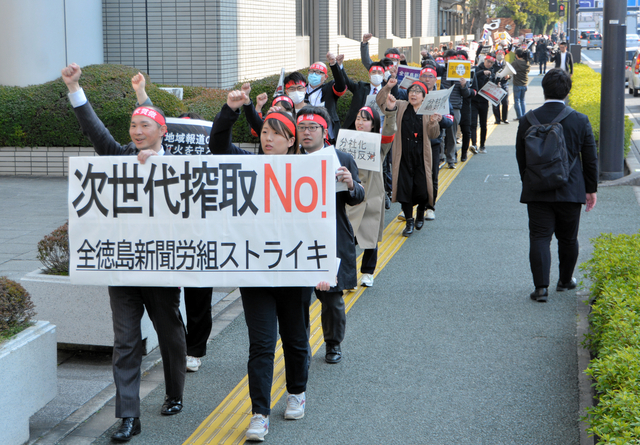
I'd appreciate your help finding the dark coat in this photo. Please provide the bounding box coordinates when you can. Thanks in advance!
[341,69,398,130]
[472,62,495,104]
[552,50,573,74]
[305,63,347,141]
[515,102,598,204]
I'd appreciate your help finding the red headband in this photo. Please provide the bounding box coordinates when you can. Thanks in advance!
[297,113,328,130]
[264,113,296,136]
[272,95,294,107]
[132,107,165,126]
[359,106,374,119]
[369,65,385,74]
[409,81,429,94]
[285,80,306,89]
[496,50,505,54]
[420,68,437,77]
[386,53,401,60]
[485,55,496,61]
[309,63,328,74]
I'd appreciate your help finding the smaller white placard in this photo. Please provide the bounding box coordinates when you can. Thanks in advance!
[335,129,382,172]
[416,86,454,116]
[478,81,508,107]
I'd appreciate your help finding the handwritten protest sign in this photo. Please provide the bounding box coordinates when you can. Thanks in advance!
[336,129,381,172]
[68,155,337,288]
[396,65,422,85]
[163,118,212,155]
[416,86,454,116]
[446,60,472,81]
[478,81,507,107]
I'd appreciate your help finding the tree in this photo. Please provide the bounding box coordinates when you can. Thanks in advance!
[466,0,561,39]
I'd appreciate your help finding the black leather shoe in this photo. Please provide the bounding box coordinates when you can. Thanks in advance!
[556,277,577,292]
[503,120,509,124]
[460,156,467,162]
[111,417,141,442]
[161,396,183,415]
[402,218,415,237]
[325,343,342,364]
[415,210,425,230]
[530,288,548,303]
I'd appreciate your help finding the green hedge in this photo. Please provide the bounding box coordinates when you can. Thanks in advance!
[0,64,185,147]
[580,232,640,443]
[570,64,633,157]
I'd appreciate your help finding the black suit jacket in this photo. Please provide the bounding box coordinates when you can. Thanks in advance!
[341,69,398,130]
[515,102,598,204]
[552,51,573,74]
[305,63,347,140]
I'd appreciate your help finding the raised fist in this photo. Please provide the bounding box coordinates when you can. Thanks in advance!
[327,52,336,66]
[227,90,248,111]
[336,54,345,65]
[131,72,146,93]
[399,54,406,62]
[362,33,373,44]
[386,77,398,88]
[256,92,268,109]
[385,93,397,111]
[61,63,82,92]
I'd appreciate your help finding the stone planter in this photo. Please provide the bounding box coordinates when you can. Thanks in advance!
[0,321,57,445]
[21,269,161,353]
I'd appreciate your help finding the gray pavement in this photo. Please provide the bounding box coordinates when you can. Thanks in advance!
[1,71,639,445]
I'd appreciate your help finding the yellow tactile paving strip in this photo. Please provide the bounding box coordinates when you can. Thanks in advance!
[183,123,498,445]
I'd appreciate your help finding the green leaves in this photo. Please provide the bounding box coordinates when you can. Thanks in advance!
[0,277,35,341]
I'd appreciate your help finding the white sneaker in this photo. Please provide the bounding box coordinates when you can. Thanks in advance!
[186,356,201,372]
[469,145,478,154]
[246,414,269,441]
[360,273,374,287]
[284,392,305,420]
[425,209,435,221]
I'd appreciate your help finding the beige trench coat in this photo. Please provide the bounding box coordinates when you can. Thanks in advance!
[346,106,398,249]
[376,82,441,208]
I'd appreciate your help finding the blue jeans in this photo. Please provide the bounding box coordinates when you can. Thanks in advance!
[513,85,527,119]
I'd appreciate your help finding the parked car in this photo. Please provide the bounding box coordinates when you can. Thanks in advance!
[627,48,640,96]
[627,34,640,61]
[579,31,602,49]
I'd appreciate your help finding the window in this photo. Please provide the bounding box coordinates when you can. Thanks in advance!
[297,0,311,37]
[338,0,352,37]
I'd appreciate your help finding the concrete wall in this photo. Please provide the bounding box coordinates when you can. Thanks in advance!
[0,0,103,87]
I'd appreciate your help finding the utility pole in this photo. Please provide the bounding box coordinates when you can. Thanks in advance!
[599,0,626,180]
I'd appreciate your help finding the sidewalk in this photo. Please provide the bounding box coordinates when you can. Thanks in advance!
[2,74,639,445]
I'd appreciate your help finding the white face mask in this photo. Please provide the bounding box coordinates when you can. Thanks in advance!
[383,70,391,81]
[393,61,399,67]
[288,91,305,105]
[370,74,383,86]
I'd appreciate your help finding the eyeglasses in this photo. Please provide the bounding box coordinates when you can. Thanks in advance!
[286,86,306,92]
[408,89,423,95]
[297,124,322,132]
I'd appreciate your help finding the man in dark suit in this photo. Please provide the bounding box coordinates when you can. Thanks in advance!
[297,106,364,364]
[515,68,598,303]
[62,63,187,442]
[551,41,573,75]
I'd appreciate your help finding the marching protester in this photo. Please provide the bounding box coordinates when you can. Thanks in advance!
[297,105,365,365]
[304,53,348,143]
[283,71,308,114]
[377,77,442,236]
[535,37,549,75]
[469,53,496,154]
[458,51,479,163]
[131,72,214,374]
[209,89,332,442]
[551,41,574,75]
[346,95,398,287]
[491,50,510,124]
[512,48,531,120]
[515,69,597,303]
[62,63,187,442]
[361,33,406,71]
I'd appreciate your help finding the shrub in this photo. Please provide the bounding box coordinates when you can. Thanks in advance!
[37,222,70,275]
[0,277,36,342]
[0,64,186,147]
[570,64,633,157]
[580,231,640,443]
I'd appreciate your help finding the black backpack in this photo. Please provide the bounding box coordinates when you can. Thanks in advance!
[523,107,577,192]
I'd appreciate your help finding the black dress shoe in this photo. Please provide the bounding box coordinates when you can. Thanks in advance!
[556,277,577,292]
[111,417,141,442]
[415,210,425,230]
[503,120,509,124]
[460,156,467,162]
[161,396,183,415]
[402,218,415,237]
[325,343,342,364]
[530,288,548,303]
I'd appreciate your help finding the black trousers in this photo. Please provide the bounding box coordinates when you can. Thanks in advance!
[460,124,471,159]
[471,100,489,147]
[383,149,392,194]
[314,289,346,346]
[361,247,378,274]
[492,93,509,123]
[109,286,186,418]
[184,287,213,357]
[527,202,582,288]
[241,287,312,416]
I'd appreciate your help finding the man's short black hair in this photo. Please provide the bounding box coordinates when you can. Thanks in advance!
[380,57,394,69]
[542,68,572,100]
[297,105,331,124]
[284,71,306,86]
[384,47,400,57]
[444,49,457,59]
[132,105,166,127]
[559,41,568,45]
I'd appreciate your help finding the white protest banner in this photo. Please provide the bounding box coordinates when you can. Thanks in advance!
[399,76,417,89]
[478,81,507,107]
[416,86,454,116]
[68,155,337,288]
[335,129,381,172]
[164,117,212,155]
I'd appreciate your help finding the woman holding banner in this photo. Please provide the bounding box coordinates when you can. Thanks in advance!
[346,95,398,287]
[210,89,330,442]
[376,77,442,237]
